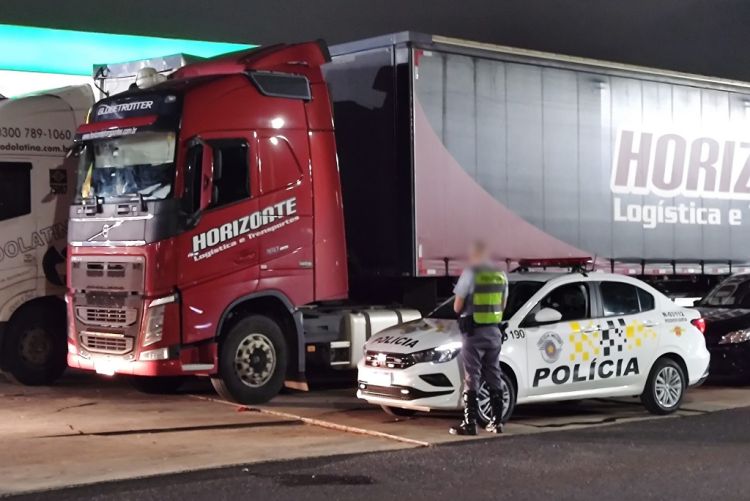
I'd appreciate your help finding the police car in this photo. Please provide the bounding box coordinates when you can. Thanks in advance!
[357,271,710,423]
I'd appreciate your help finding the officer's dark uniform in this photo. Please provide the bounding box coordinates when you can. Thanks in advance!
[450,264,508,435]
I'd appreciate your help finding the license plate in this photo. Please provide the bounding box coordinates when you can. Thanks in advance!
[94,358,120,376]
[366,369,392,387]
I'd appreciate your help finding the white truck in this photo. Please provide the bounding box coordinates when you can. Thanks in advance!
[0,85,94,384]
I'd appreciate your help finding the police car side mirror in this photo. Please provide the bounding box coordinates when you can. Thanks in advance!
[534,308,563,324]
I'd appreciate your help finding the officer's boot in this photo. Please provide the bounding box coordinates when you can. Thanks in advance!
[450,391,478,436]
[485,389,504,434]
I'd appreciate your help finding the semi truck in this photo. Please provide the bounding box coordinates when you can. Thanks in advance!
[66,32,750,404]
[0,85,94,384]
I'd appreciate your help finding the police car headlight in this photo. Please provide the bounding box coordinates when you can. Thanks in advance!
[718,329,750,345]
[411,341,463,364]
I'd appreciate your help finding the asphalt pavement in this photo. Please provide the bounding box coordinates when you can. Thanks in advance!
[12,406,750,501]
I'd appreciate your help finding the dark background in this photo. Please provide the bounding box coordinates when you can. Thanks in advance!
[2,0,749,80]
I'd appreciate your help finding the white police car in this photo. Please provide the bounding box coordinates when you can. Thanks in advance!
[357,271,710,423]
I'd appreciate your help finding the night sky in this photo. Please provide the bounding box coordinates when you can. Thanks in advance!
[2,0,749,81]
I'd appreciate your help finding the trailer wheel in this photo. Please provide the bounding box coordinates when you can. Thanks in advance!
[127,376,186,394]
[0,299,67,386]
[641,357,685,415]
[211,315,287,404]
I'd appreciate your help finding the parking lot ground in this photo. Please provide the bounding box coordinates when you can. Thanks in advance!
[2,372,750,497]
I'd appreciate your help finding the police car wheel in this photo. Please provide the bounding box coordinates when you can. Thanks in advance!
[211,315,287,405]
[641,358,685,415]
[477,373,516,425]
[380,405,417,418]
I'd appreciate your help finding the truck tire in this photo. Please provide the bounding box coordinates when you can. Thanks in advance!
[127,376,186,394]
[641,357,686,415]
[476,372,516,425]
[0,299,67,386]
[211,315,287,404]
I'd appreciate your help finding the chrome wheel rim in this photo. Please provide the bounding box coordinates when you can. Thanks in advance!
[19,328,51,366]
[477,379,511,423]
[654,366,683,409]
[234,333,276,388]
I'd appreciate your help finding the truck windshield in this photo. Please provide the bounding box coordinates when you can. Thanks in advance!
[76,131,176,201]
[427,281,544,320]
[698,278,750,308]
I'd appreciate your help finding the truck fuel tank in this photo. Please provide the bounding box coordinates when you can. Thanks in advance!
[303,307,421,369]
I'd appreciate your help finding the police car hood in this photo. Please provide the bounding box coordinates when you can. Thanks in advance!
[365,318,460,354]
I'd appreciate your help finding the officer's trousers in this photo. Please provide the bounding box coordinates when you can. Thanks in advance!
[460,325,503,393]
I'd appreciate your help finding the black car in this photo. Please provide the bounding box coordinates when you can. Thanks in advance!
[695,274,750,381]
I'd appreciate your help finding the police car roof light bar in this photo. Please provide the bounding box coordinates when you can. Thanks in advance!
[515,257,593,274]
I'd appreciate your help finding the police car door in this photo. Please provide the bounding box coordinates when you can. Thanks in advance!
[594,280,659,389]
[521,281,599,396]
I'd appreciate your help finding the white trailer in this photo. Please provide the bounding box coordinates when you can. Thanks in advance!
[0,85,93,384]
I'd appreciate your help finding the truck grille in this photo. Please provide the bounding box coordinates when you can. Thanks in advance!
[364,351,414,370]
[80,332,134,355]
[76,306,137,327]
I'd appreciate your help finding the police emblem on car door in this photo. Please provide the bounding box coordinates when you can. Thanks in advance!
[522,281,600,395]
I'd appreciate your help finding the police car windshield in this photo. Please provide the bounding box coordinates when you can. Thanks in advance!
[427,281,544,320]
[76,131,176,202]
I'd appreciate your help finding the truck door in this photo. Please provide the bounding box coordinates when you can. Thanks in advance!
[178,134,259,345]
[595,281,660,388]
[0,162,36,307]
[521,281,598,396]
[254,131,313,299]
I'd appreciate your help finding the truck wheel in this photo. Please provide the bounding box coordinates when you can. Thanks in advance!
[211,315,287,404]
[380,405,417,418]
[127,376,185,394]
[641,358,685,415]
[477,372,516,425]
[0,300,67,386]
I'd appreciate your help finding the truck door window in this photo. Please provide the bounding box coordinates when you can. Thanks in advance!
[0,162,31,221]
[210,140,250,208]
[600,281,641,316]
[182,144,203,214]
[523,282,591,325]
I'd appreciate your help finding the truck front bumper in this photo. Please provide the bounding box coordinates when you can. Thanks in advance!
[67,352,184,376]
[67,343,216,377]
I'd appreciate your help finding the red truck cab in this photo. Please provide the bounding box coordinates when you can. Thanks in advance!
[66,42,351,402]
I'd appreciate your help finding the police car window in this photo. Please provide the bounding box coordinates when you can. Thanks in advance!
[637,287,655,311]
[527,282,590,324]
[504,281,544,319]
[600,281,641,316]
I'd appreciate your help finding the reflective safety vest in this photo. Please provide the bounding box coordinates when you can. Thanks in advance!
[472,266,506,325]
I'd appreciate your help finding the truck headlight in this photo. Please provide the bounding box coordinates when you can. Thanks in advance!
[411,341,463,364]
[142,294,176,347]
[718,330,750,345]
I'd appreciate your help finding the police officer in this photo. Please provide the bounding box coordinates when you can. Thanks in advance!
[450,240,508,435]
